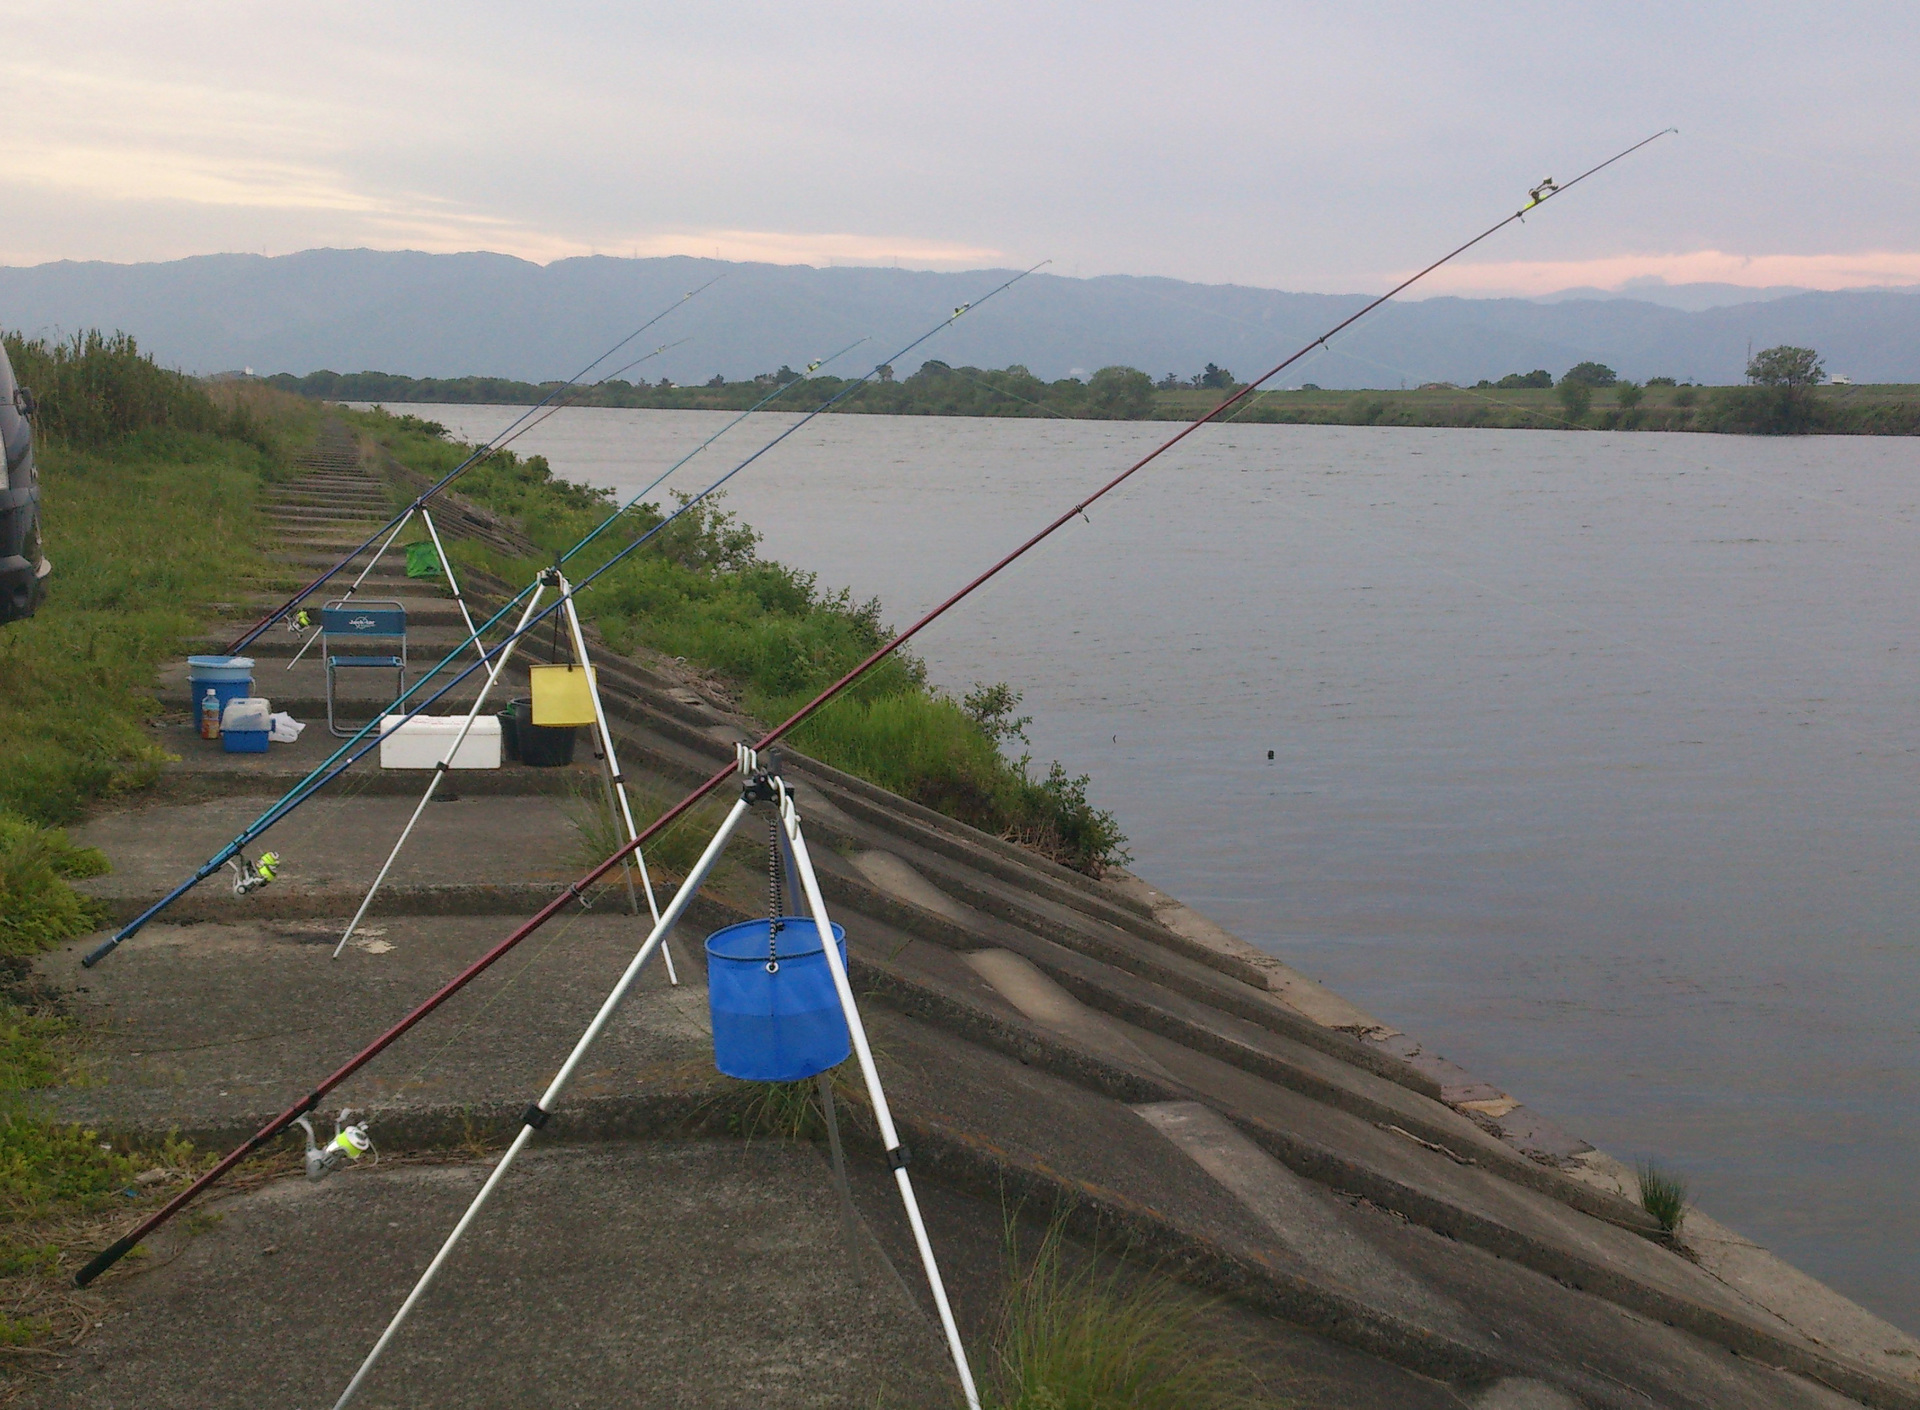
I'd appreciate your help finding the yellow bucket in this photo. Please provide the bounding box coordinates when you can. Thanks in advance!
[529,664,598,727]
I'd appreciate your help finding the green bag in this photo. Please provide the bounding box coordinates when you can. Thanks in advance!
[404,540,443,579]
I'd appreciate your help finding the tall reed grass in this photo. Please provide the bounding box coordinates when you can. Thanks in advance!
[2,331,262,448]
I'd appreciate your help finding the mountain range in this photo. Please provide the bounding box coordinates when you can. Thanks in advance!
[1,249,1915,388]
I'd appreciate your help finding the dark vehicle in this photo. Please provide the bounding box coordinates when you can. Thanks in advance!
[0,339,46,623]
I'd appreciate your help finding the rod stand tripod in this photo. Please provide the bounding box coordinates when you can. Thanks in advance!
[288,499,486,672]
[330,745,980,1410]
[334,566,671,982]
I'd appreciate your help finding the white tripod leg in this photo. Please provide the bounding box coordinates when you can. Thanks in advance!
[417,507,487,665]
[333,584,547,958]
[780,784,981,1410]
[557,578,676,983]
[331,795,753,1409]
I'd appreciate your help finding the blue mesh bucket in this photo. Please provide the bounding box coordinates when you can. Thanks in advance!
[705,916,850,1082]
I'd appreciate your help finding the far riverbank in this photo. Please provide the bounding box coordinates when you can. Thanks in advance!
[277,365,1920,435]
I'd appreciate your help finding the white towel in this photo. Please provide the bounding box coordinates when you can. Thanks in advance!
[269,712,306,743]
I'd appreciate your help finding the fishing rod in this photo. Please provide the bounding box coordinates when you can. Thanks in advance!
[81,263,1046,969]
[74,139,1668,1288]
[83,337,865,967]
[225,277,721,654]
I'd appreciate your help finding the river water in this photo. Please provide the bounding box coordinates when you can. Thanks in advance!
[412,404,1918,1330]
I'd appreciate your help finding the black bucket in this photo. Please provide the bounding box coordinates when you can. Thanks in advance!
[513,698,577,768]
[498,705,521,763]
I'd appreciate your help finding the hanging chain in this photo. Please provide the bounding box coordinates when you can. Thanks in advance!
[766,811,784,970]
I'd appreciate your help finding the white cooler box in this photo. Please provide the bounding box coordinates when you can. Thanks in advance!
[378,715,503,770]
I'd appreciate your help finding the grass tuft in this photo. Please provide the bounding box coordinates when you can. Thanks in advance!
[0,817,110,957]
[1637,1159,1690,1235]
[983,1217,1282,1410]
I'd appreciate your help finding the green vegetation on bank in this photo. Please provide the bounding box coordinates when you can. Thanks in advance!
[348,410,1130,873]
[278,344,1920,435]
[984,1216,1281,1409]
[0,332,297,1338]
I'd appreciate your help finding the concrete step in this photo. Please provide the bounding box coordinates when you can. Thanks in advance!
[142,719,596,800]
[221,601,475,630]
[189,629,484,661]
[278,484,380,499]
[163,661,491,715]
[264,509,388,526]
[25,1141,951,1410]
[267,497,391,514]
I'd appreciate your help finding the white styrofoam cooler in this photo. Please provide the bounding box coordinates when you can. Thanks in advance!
[378,715,503,770]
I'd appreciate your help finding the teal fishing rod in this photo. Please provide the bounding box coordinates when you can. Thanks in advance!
[82,263,1046,968]
[225,276,721,654]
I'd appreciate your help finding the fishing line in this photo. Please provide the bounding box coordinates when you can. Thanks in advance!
[85,265,1046,965]
[72,138,1666,1286]
[228,276,722,653]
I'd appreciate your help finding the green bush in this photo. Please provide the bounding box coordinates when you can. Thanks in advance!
[2,330,253,447]
[1705,384,1827,434]
[1085,366,1156,419]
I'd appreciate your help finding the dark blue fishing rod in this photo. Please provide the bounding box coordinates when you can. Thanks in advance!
[84,263,1043,967]
[225,277,722,654]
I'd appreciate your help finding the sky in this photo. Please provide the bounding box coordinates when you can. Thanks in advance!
[7,2,1919,298]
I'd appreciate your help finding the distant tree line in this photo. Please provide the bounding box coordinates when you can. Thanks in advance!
[264,345,1916,436]
[269,360,1172,419]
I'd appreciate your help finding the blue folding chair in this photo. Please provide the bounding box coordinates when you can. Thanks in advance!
[321,599,407,737]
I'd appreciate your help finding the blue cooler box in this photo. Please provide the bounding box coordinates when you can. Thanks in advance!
[220,697,271,753]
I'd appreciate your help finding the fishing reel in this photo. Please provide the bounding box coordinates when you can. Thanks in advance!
[286,608,313,636]
[293,1109,375,1183]
[225,851,280,896]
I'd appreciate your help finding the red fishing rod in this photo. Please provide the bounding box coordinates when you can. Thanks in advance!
[76,130,1673,1288]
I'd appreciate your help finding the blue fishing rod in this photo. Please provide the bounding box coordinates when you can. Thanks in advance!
[225,276,722,654]
[84,262,1044,967]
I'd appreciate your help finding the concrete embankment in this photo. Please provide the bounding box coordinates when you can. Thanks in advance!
[25,429,1920,1409]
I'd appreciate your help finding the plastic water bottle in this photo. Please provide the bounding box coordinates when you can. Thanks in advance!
[200,688,221,740]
